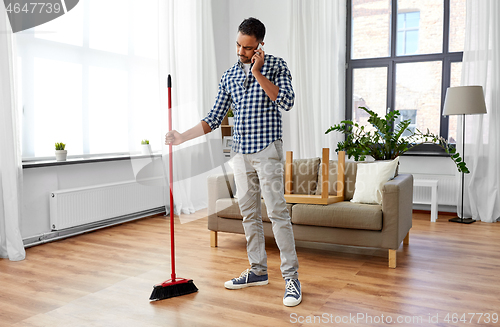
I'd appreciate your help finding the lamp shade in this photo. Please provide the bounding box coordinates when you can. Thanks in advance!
[442,86,487,116]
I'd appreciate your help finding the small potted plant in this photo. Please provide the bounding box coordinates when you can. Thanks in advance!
[141,139,152,155]
[227,109,234,126]
[55,142,67,161]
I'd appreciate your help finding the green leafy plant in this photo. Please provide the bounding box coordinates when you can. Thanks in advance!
[141,139,149,145]
[227,109,234,117]
[55,142,66,150]
[325,107,469,174]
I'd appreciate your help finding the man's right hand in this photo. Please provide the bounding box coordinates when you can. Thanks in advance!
[165,121,212,146]
[165,130,183,145]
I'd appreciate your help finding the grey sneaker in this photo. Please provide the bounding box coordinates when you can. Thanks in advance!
[224,269,269,289]
[283,279,302,307]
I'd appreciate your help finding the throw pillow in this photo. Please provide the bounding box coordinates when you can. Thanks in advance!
[289,158,320,195]
[351,157,399,205]
[315,160,357,200]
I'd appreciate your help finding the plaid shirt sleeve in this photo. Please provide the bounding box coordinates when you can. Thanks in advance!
[273,59,295,111]
[202,74,232,131]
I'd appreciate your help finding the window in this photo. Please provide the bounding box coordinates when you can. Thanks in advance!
[347,0,466,146]
[16,0,161,158]
[397,12,420,55]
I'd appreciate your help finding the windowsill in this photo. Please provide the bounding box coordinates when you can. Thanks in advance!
[401,143,452,157]
[22,152,162,169]
[401,151,450,157]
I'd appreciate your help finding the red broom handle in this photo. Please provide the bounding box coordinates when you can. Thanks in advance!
[168,75,176,281]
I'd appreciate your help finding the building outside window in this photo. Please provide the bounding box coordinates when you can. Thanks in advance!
[397,11,420,56]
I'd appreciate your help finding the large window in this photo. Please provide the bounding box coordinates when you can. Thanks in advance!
[347,0,466,146]
[16,0,161,158]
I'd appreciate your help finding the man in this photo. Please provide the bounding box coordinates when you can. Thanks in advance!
[165,17,301,307]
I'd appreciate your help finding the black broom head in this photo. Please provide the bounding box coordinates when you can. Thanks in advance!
[149,279,198,301]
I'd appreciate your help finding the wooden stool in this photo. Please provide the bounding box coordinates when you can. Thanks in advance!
[284,149,345,205]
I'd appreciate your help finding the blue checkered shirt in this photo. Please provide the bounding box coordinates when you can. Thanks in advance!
[202,54,295,154]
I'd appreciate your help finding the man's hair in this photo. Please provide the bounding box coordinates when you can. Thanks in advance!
[238,17,266,42]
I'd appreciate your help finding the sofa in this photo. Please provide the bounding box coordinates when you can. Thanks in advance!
[207,156,413,268]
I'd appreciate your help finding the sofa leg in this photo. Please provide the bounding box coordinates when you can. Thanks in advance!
[210,230,218,247]
[404,232,410,245]
[388,249,396,268]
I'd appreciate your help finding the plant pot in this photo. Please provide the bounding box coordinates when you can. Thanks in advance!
[141,144,152,155]
[55,150,67,161]
[228,117,234,126]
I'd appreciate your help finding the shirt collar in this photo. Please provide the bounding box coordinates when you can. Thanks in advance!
[237,60,252,69]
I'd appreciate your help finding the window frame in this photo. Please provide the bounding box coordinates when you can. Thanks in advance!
[346,0,463,155]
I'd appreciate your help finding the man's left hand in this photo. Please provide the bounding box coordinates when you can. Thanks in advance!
[251,47,265,74]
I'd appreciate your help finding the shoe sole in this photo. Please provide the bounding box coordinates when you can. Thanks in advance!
[283,294,302,307]
[224,280,268,290]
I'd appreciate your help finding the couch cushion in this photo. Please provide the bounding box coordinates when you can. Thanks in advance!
[315,160,358,200]
[291,201,382,231]
[351,157,399,205]
[216,198,293,222]
[289,158,320,195]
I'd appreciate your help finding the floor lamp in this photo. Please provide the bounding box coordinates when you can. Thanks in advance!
[442,86,487,224]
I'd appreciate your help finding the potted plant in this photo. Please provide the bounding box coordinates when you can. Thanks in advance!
[325,107,469,174]
[55,142,67,161]
[227,109,234,126]
[141,139,152,155]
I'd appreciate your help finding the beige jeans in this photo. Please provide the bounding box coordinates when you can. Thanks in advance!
[232,140,299,279]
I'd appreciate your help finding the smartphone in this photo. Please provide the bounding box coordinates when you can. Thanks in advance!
[252,44,264,63]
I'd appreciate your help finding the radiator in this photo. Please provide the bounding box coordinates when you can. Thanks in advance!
[50,179,164,230]
[412,174,457,206]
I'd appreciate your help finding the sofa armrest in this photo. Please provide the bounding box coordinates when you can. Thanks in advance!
[381,173,414,249]
[207,172,236,231]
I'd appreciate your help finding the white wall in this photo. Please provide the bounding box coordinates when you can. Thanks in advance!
[228,0,291,65]
[212,0,291,76]
[399,155,456,176]
[211,0,230,79]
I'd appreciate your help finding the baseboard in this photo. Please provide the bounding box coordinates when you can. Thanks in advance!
[412,209,456,216]
[412,203,456,213]
[23,207,166,248]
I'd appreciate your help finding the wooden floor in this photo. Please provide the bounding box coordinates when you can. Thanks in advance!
[1,211,499,327]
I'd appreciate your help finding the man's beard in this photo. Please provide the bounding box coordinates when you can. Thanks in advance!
[239,56,251,64]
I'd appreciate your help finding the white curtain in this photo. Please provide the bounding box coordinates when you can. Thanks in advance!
[0,5,26,261]
[459,0,500,222]
[159,0,220,215]
[286,0,346,159]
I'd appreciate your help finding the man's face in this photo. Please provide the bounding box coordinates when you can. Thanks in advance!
[236,32,261,64]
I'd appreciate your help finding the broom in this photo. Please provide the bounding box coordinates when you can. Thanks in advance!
[149,74,198,301]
